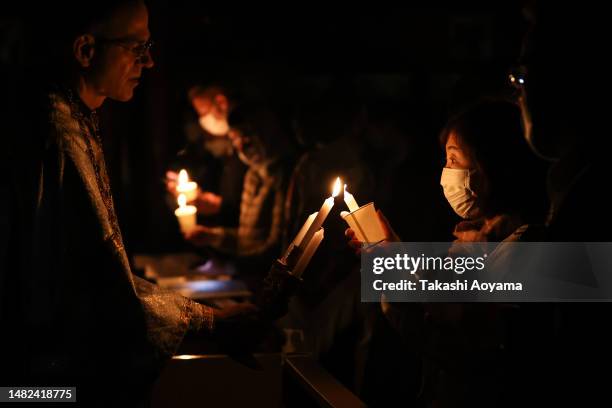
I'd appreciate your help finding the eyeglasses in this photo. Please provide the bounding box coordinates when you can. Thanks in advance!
[97,37,154,60]
[508,65,527,90]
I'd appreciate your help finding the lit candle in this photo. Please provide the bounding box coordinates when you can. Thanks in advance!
[293,213,317,247]
[281,212,317,262]
[292,228,324,278]
[343,184,359,212]
[281,212,317,268]
[176,169,198,202]
[175,193,197,233]
[299,177,342,251]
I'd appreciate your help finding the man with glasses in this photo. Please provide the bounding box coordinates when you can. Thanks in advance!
[509,4,612,405]
[2,0,257,404]
[68,4,154,108]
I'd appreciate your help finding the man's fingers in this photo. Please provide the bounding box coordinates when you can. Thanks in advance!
[217,303,260,320]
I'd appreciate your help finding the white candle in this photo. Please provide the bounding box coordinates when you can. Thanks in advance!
[294,213,317,247]
[343,184,359,212]
[175,193,197,233]
[282,212,317,261]
[299,177,342,251]
[176,169,198,202]
[292,228,324,278]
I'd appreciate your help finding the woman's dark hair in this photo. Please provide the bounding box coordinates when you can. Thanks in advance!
[439,100,547,222]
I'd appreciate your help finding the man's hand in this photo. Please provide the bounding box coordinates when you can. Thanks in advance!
[194,191,223,216]
[258,260,302,321]
[212,302,274,354]
[213,303,259,321]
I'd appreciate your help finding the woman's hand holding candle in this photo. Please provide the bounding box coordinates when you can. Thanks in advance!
[341,182,390,248]
[345,209,399,255]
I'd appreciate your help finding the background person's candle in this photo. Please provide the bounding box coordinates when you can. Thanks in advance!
[175,193,197,233]
[343,184,359,212]
[176,169,198,202]
[299,177,342,251]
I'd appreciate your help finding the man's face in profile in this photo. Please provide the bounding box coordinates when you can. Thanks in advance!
[87,1,154,102]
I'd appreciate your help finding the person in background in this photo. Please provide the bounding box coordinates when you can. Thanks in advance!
[167,83,246,227]
[184,102,293,281]
[514,4,612,404]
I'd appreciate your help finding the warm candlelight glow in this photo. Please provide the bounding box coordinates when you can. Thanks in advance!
[282,177,341,271]
[332,177,342,197]
[178,193,187,208]
[178,169,189,185]
[175,193,197,233]
[177,169,198,202]
[343,183,359,212]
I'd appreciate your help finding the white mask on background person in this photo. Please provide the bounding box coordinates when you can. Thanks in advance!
[199,114,229,136]
[440,167,478,219]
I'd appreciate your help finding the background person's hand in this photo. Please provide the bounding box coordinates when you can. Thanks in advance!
[183,225,219,247]
[194,191,223,215]
[166,170,178,196]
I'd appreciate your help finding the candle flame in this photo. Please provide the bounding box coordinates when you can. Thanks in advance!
[178,193,187,208]
[178,169,189,185]
[332,177,342,197]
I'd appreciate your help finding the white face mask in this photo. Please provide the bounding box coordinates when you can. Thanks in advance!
[199,114,229,136]
[440,167,478,219]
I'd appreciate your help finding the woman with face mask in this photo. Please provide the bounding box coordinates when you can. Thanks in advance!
[348,100,546,253]
[346,100,547,406]
[438,101,547,243]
